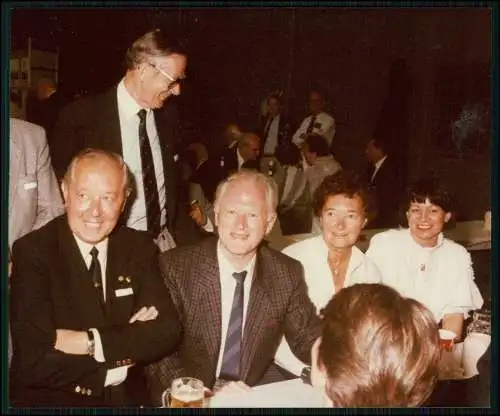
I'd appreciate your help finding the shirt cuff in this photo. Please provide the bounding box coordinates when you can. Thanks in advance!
[90,328,105,363]
[203,216,215,233]
[104,365,129,387]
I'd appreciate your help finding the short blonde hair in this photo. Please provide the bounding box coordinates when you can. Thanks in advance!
[63,148,133,199]
[318,283,440,407]
[214,170,278,215]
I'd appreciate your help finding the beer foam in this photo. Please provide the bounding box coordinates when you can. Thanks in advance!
[172,385,204,401]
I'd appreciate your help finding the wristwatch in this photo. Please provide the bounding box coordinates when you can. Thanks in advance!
[300,366,312,385]
[86,330,95,357]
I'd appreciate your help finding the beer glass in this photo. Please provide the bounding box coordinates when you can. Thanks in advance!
[161,377,205,408]
[438,329,456,352]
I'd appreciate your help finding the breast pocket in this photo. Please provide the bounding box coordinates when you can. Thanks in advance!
[16,174,38,220]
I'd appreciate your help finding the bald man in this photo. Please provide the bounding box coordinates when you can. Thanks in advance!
[220,132,261,179]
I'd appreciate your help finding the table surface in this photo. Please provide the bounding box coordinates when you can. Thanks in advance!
[210,378,326,408]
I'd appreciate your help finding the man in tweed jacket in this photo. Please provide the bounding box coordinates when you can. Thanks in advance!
[146,170,320,403]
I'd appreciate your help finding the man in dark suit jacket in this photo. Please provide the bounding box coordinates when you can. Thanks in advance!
[364,136,404,229]
[257,93,293,157]
[145,170,321,404]
[220,132,261,179]
[51,29,190,245]
[9,149,181,407]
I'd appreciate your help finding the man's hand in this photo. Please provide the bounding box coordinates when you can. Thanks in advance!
[189,203,207,227]
[129,306,159,324]
[54,329,88,355]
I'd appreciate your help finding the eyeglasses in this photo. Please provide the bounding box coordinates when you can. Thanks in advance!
[148,62,185,91]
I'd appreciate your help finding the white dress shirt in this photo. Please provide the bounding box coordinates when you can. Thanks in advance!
[370,155,387,183]
[117,79,166,234]
[237,147,245,171]
[275,235,382,375]
[73,234,128,387]
[215,242,256,378]
[263,115,280,155]
[292,112,336,148]
[366,228,484,323]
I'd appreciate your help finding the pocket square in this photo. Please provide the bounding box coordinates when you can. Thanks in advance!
[115,287,133,297]
[23,181,38,190]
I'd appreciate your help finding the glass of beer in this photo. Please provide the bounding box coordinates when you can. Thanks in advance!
[161,377,205,408]
[438,329,456,352]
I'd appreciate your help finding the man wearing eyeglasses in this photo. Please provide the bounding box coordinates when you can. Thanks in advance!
[52,29,194,248]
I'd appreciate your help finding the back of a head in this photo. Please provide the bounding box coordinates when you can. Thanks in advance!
[317,283,440,407]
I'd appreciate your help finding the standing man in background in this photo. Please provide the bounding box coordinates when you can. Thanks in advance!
[52,29,192,248]
[292,89,336,149]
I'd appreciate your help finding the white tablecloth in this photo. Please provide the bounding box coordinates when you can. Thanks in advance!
[210,378,326,408]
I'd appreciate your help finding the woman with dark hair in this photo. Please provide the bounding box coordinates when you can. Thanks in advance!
[275,170,381,376]
[311,283,441,407]
[366,176,483,340]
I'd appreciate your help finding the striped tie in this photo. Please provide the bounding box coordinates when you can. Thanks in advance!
[219,271,247,381]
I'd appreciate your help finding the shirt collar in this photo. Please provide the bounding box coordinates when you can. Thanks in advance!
[237,147,245,169]
[316,234,365,275]
[217,240,257,277]
[406,228,445,251]
[117,78,148,120]
[73,233,109,262]
[374,155,388,171]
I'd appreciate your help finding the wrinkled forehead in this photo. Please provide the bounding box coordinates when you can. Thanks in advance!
[72,157,124,188]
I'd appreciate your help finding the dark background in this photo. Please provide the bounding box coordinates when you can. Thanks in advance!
[10,5,493,219]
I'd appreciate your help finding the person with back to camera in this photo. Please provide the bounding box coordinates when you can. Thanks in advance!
[311,283,441,407]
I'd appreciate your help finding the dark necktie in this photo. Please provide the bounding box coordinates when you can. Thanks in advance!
[263,116,274,140]
[219,271,248,381]
[138,109,161,237]
[89,247,104,306]
[306,115,317,134]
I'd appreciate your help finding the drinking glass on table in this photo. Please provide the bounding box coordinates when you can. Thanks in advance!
[161,377,205,408]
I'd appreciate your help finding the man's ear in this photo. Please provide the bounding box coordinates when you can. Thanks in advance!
[61,182,69,205]
[264,213,277,235]
[444,212,452,223]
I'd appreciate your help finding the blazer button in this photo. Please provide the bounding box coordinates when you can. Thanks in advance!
[87,389,92,396]
[75,385,81,393]
[116,361,121,366]
[81,388,87,395]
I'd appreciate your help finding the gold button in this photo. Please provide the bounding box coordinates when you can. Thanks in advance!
[75,385,81,393]
[81,388,86,395]
[118,276,124,282]
[125,277,131,283]
[87,389,92,396]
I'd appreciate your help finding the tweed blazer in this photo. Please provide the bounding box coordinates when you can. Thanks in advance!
[145,237,320,404]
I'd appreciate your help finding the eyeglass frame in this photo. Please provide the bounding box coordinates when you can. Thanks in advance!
[147,62,186,91]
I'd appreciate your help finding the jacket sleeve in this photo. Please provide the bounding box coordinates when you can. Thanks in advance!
[97,238,182,365]
[32,127,65,231]
[283,262,321,365]
[10,239,108,397]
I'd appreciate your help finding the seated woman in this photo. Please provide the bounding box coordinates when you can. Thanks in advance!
[366,176,483,340]
[275,170,381,376]
[312,283,441,407]
[275,142,312,235]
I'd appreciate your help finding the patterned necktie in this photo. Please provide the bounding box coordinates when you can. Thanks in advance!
[219,271,248,381]
[138,109,161,237]
[306,115,317,134]
[89,247,104,306]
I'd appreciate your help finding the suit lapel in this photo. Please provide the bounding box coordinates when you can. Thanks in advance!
[8,131,22,218]
[93,88,123,155]
[195,241,222,370]
[58,217,106,324]
[240,250,274,380]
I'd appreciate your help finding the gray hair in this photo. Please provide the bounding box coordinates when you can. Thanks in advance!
[124,29,185,69]
[63,148,133,199]
[214,170,278,216]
